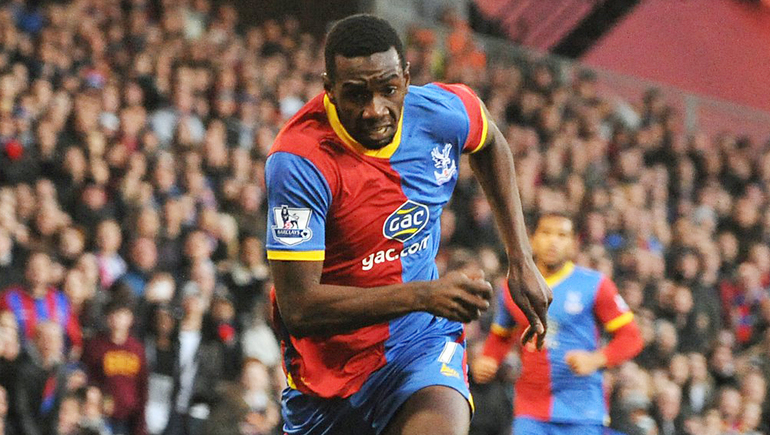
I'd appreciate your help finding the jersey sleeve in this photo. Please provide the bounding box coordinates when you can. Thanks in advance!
[433,83,489,154]
[594,277,634,332]
[265,152,332,261]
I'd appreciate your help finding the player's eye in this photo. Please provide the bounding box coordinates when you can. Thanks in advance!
[353,92,370,103]
[383,86,397,96]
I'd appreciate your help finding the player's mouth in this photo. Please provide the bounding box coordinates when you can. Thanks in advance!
[362,123,394,143]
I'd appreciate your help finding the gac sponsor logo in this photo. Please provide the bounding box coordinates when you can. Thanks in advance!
[362,235,431,271]
[383,200,429,243]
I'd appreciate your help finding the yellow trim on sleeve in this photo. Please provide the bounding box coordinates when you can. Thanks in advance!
[491,323,515,338]
[323,94,403,159]
[468,101,489,154]
[267,250,325,261]
[605,311,634,333]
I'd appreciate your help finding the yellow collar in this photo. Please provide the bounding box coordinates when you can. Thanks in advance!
[323,94,404,159]
[543,261,575,288]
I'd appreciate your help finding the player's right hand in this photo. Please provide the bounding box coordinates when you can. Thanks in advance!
[420,270,493,323]
[471,355,499,383]
[508,261,552,350]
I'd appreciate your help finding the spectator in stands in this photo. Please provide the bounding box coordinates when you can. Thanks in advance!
[12,321,69,435]
[208,290,241,381]
[144,304,177,435]
[0,385,9,435]
[240,299,281,370]
[721,262,770,349]
[156,199,186,273]
[95,220,127,291]
[78,385,112,435]
[238,358,280,435]
[56,393,82,435]
[83,297,148,435]
[165,284,222,435]
[118,237,158,298]
[637,320,678,370]
[0,251,82,354]
[0,315,19,393]
[652,381,687,435]
[0,228,22,291]
[224,235,269,326]
[683,353,715,415]
[717,386,743,432]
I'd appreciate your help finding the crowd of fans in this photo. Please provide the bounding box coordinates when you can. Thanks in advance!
[0,1,769,435]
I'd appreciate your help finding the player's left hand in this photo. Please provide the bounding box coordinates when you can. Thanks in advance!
[565,350,606,376]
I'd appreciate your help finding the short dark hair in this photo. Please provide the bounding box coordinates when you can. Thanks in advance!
[105,295,134,315]
[324,14,405,81]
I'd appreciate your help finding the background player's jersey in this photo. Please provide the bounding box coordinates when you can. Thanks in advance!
[265,83,488,399]
[492,262,633,424]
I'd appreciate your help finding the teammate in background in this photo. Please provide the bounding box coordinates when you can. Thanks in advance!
[266,14,552,435]
[473,212,644,435]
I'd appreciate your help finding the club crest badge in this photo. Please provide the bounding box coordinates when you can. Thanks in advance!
[432,143,457,185]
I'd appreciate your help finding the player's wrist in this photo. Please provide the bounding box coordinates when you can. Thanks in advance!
[412,281,431,312]
[506,257,537,277]
[594,351,608,369]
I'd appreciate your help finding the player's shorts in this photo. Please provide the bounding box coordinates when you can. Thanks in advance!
[281,330,472,435]
[514,417,604,435]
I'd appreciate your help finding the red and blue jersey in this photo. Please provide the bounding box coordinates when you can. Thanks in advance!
[488,262,634,425]
[265,83,488,399]
[0,286,83,348]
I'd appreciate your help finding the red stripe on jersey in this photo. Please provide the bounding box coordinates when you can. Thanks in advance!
[501,283,553,420]
[20,291,36,338]
[46,290,57,323]
[433,83,486,153]
[516,348,554,421]
[268,95,415,398]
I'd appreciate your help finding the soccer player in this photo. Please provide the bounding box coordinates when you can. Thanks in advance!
[472,212,644,435]
[265,14,552,435]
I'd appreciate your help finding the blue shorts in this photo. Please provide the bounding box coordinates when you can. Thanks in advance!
[281,332,472,435]
[514,418,604,435]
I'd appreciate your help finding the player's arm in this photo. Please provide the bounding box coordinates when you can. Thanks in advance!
[565,278,643,376]
[266,152,492,338]
[271,262,491,337]
[468,101,553,349]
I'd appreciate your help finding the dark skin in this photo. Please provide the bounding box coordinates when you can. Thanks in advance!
[324,48,409,149]
[270,46,552,435]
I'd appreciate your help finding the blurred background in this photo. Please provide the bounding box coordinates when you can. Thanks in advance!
[1,0,770,434]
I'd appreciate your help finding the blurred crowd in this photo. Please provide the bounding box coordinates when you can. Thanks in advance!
[0,1,769,435]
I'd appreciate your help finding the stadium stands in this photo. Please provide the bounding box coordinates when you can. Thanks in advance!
[0,1,769,434]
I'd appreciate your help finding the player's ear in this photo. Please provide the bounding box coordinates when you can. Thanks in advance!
[403,62,411,88]
[323,73,336,104]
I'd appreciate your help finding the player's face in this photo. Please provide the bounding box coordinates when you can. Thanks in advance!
[531,216,575,270]
[325,47,410,150]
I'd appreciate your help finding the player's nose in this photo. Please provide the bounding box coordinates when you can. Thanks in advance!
[362,96,389,120]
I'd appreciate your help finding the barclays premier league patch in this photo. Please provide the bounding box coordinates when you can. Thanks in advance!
[272,205,313,246]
